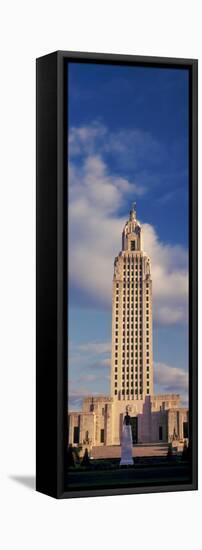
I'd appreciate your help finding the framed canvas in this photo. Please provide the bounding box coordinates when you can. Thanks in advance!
[36,50,198,499]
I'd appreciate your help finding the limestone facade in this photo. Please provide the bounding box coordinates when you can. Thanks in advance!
[68,393,188,448]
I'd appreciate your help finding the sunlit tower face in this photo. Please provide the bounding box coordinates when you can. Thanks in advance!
[111,204,153,402]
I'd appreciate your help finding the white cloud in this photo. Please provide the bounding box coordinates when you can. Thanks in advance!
[69,341,111,382]
[69,123,188,325]
[75,341,111,355]
[154,361,188,405]
[69,121,163,170]
[68,341,111,411]
[143,223,188,324]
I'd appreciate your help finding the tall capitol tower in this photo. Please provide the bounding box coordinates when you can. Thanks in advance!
[111,203,154,402]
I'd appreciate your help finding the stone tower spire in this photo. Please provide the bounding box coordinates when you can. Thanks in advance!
[129,201,136,220]
[111,205,153,402]
[122,202,143,252]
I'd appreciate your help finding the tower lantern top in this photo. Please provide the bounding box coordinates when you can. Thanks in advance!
[122,201,142,252]
[129,201,136,221]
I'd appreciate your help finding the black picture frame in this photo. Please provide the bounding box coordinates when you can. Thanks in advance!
[36,50,198,499]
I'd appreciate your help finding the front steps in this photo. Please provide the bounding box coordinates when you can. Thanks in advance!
[91,443,169,459]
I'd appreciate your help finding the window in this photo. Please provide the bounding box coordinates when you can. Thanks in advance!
[100,429,105,443]
[73,426,79,444]
[131,241,136,251]
[183,422,188,438]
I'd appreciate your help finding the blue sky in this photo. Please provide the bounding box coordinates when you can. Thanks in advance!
[67,62,189,410]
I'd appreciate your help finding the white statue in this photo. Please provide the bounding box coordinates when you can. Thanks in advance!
[120,411,134,466]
